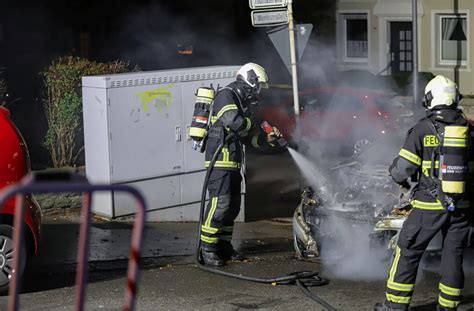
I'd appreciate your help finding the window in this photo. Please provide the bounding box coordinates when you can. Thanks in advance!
[341,13,368,62]
[435,13,469,66]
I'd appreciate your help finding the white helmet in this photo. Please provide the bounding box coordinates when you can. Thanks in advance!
[237,63,269,91]
[423,75,461,109]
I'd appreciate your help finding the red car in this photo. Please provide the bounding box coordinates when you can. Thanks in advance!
[257,87,413,154]
[0,106,41,293]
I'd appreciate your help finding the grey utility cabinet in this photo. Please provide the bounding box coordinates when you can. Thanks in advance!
[82,66,246,221]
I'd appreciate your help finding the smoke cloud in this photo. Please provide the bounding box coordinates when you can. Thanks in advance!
[283,38,433,280]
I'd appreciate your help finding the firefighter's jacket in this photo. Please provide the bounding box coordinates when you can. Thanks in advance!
[204,81,271,170]
[389,108,474,211]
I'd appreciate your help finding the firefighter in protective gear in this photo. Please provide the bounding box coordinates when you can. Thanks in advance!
[375,75,473,311]
[200,63,283,266]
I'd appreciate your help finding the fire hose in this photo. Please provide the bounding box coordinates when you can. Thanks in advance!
[195,132,337,311]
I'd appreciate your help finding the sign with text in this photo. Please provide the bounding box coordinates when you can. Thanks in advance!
[249,0,288,9]
[251,9,289,27]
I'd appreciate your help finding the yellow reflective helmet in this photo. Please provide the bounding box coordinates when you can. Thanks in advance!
[423,75,461,109]
[237,63,269,90]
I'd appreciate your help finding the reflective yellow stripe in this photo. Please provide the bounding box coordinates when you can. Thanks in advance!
[422,160,439,168]
[205,161,241,169]
[211,116,218,125]
[411,200,444,211]
[222,146,230,163]
[201,235,219,244]
[216,104,238,119]
[251,135,260,148]
[196,88,215,102]
[189,127,206,138]
[386,293,411,304]
[201,225,220,234]
[387,281,415,292]
[411,200,469,210]
[422,160,439,176]
[438,295,460,308]
[205,197,218,227]
[457,201,470,209]
[399,149,421,166]
[439,283,462,296]
[222,226,234,232]
[388,246,401,285]
[444,138,467,147]
[442,180,465,194]
[244,117,252,131]
[445,126,468,138]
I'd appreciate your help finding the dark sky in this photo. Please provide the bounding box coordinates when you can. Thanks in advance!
[0,0,336,167]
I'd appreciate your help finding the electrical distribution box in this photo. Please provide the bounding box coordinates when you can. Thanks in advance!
[82,66,245,221]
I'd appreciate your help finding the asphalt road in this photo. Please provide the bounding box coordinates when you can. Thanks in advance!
[3,150,474,310]
[5,210,474,310]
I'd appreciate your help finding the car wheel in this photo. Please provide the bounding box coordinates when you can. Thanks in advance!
[0,224,26,295]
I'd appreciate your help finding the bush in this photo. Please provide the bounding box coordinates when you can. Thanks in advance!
[43,56,132,167]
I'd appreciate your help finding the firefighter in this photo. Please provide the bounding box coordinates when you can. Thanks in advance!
[200,63,283,266]
[375,75,473,311]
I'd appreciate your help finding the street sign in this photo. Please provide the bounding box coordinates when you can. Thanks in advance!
[251,9,289,27]
[249,0,288,9]
[267,23,313,75]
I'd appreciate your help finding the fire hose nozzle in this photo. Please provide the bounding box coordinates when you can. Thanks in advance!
[287,140,298,151]
[261,121,288,149]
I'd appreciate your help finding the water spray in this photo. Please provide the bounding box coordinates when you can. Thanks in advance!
[196,133,336,311]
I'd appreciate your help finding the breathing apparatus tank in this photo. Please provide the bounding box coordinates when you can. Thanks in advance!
[436,125,469,211]
[189,87,216,153]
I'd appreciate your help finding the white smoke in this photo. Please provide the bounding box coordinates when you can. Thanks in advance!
[318,216,389,280]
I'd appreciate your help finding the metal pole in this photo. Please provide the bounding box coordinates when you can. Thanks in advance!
[288,0,300,116]
[75,192,92,311]
[8,194,25,311]
[412,0,419,105]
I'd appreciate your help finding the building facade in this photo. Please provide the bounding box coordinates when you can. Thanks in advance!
[336,0,472,94]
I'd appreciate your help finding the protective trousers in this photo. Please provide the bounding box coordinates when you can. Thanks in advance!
[200,170,242,251]
[385,209,470,310]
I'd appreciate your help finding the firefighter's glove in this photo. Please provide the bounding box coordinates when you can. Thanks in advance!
[267,127,283,144]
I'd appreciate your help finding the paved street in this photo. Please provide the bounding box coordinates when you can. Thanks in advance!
[2,151,474,310]
[2,216,474,310]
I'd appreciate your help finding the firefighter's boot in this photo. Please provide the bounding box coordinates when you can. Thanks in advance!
[201,249,225,267]
[374,301,408,311]
[436,305,456,311]
[221,242,245,261]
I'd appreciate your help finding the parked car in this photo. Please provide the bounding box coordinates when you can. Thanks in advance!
[257,87,414,155]
[0,106,41,293]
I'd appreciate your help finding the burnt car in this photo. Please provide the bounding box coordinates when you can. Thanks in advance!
[0,107,41,293]
[292,132,406,260]
[292,132,473,262]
